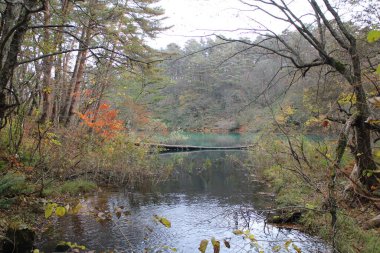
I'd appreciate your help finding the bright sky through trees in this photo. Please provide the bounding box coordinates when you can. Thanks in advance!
[150,0,254,48]
[150,0,356,49]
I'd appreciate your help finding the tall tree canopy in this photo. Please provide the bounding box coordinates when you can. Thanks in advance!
[0,0,166,128]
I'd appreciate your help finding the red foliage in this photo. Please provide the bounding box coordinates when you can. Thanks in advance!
[79,103,124,138]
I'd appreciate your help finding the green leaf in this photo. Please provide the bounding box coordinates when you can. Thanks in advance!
[55,206,66,217]
[45,203,54,219]
[367,30,380,43]
[198,239,208,253]
[211,237,220,253]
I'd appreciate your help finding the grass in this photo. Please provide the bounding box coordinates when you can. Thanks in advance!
[43,179,97,196]
[60,180,97,195]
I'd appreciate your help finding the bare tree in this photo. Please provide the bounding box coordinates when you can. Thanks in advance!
[219,0,379,191]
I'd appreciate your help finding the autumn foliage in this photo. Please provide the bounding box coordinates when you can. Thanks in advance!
[79,103,124,138]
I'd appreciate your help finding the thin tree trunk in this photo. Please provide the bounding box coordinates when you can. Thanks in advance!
[52,0,70,125]
[58,39,75,123]
[66,24,92,126]
[61,28,86,123]
[90,44,115,125]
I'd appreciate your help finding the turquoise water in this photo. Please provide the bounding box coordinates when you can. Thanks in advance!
[158,132,255,147]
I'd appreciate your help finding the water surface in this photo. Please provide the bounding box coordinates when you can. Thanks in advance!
[38,134,329,252]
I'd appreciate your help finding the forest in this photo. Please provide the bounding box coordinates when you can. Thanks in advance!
[0,0,380,252]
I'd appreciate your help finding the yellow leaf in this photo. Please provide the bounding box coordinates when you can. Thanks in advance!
[376,64,380,75]
[285,239,292,251]
[198,239,208,253]
[367,30,380,43]
[72,203,82,214]
[232,229,243,235]
[55,206,66,217]
[211,237,220,253]
[154,215,171,228]
[292,243,302,253]
[273,245,281,252]
[247,233,256,242]
[45,203,54,219]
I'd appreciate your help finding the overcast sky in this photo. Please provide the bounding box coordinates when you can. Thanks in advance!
[149,0,259,49]
[148,0,354,49]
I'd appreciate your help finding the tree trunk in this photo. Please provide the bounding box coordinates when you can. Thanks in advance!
[39,0,54,123]
[349,46,378,190]
[61,28,86,123]
[52,0,70,125]
[66,24,91,126]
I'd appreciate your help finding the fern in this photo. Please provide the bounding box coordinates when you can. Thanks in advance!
[0,172,28,196]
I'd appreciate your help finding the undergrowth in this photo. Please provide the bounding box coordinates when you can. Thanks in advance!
[0,118,173,237]
[250,133,380,253]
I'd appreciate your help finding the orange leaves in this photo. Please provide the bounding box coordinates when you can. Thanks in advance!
[79,103,124,138]
[321,120,329,128]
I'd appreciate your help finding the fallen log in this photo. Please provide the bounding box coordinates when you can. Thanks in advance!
[135,143,255,153]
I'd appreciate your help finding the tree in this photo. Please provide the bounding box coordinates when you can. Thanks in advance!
[0,0,44,128]
[218,0,380,191]
[0,0,167,129]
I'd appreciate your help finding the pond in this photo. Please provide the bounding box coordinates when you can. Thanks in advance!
[37,133,330,253]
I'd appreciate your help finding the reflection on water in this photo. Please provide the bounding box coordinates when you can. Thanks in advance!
[37,135,329,253]
[160,132,253,147]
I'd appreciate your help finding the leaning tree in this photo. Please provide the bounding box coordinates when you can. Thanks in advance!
[220,0,380,192]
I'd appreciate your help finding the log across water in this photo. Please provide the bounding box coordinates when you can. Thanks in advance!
[136,143,255,153]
